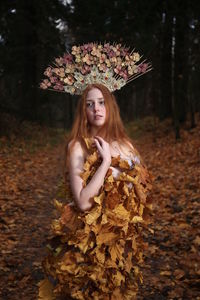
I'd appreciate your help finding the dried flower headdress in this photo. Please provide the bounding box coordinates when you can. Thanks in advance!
[40,42,152,95]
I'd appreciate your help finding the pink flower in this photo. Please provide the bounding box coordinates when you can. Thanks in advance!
[54,82,64,90]
[81,65,91,74]
[114,66,122,74]
[53,67,65,77]
[50,76,58,83]
[98,63,107,72]
[119,70,128,80]
[82,54,93,65]
[63,54,73,64]
[81,43,93,54]
[40,79,51,89]
[138,63,148,73]
[103,43,113,55]
[108,50,115,58]
[120,47,129,56]
[44,67,52,77]
[55,57,63,66]
[99,53,107,63]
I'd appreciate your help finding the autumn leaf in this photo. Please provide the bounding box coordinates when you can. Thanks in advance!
[109,240,124,262]
[112,270,125,286]
[38,278,56,300]
[96,231,118,246]
[113,203,130,220]
[130,215,143,223]
[38,136,153,299]
[85,205,102,225]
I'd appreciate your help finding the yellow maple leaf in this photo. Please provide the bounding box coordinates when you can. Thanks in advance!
[83,160,90,171]
[94,191,105,205]
[134,184,146,204]
[131,215,143,224]
[38,278,55,300]
[68,231,90,253]
[94,247,105,264]
[111,155,121,166]
[109,240,124,262]
[118,172,138,183]
[53,199,63,213]
[76,235,90,253]
[123,183,130,196]
[105,209,128,227]
[96,231,118,246]
[85,205,101,225]
[87,151,99,165]
[82,137,96,151]
[105,191,120,210]
[60,252,84,275]
[138,204,144,216]
[104,173,115,191]
[80,168,91,185]
[101,213,108,224]
[112,270,125,286]
[104,257,117,268]
[88,266,106,284]
[119,159,130,170]
[135,164,150,184]
[113,204,130,220]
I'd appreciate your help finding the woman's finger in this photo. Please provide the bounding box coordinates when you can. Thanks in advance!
[95,136,106,147]
[95,136,105,142]
[94,138,102,152]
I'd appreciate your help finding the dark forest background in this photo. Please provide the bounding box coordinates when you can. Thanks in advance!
[0,0,200,138]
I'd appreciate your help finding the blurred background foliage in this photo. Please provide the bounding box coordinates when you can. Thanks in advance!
[0,0,200,138]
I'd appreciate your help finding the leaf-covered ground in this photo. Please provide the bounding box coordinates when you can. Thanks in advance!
[133,118,200,300]
[0,116,200,299]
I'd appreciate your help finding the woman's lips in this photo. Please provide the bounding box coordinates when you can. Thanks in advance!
[94,115,103,120]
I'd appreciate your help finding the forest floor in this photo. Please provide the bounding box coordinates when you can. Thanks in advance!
[0,115,200,300]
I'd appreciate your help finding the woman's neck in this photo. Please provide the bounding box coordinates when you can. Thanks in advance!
[90,126,101,136]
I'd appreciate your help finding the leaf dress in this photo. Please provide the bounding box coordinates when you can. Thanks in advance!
[38,138,153,300]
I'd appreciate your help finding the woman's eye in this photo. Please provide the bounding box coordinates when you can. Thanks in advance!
[86,102,93,107]
[99,101,105,105]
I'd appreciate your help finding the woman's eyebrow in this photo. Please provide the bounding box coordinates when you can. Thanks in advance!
[86,98,104,101]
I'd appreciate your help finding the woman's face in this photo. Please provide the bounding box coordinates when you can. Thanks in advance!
[86,88,106,129]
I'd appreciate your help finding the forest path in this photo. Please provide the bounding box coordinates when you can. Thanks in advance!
[136,120,200,300]
[0,141,65,300]
[0,119,200,300]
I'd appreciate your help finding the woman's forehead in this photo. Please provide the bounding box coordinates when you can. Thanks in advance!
[86,88,104,100]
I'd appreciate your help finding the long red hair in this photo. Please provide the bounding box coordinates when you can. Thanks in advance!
[66,83,141,161]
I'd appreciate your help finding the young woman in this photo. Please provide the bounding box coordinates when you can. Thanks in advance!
[67,83,143,212]
[39,42,152,300]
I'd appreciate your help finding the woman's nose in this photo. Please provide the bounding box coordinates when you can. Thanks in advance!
[94,102,100,111]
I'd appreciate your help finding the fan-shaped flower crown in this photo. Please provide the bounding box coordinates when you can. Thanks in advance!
[40,42,152,95]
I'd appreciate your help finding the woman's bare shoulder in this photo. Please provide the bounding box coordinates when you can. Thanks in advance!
[67,140,85,171]
[68,139,83,153]
[68,139,89,160]
[112,140,134,156]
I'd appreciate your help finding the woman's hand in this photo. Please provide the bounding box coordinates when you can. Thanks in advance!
[94,136,111,166]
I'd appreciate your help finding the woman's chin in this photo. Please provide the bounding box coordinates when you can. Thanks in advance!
[93,120,105,127]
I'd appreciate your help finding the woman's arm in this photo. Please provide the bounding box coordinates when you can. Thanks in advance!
[68,138,111,212]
